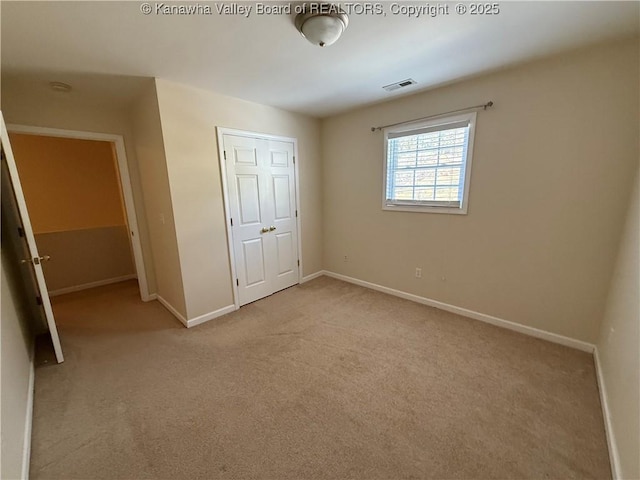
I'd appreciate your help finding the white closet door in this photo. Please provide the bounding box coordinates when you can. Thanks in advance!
[223,134,298,306]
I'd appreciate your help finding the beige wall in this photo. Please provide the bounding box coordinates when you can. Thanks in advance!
[1,250,34,480]
[321,38,639,343]
[154,78,322,319]
[597,169,639,480]
[9,134,126,233]
[37,226,134,292]
[130,81,186,317]
[1,79,157,295]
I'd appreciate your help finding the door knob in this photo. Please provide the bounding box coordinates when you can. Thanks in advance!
[21,255,51,265]
[269,226,276,231]
[260,227,269,234]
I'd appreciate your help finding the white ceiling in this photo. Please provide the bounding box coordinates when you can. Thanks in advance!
[1,1,638,118]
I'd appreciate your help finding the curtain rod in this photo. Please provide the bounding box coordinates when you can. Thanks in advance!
[370,101,494,132]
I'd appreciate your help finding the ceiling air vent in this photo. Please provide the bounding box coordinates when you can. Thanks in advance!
[382,78,417,92]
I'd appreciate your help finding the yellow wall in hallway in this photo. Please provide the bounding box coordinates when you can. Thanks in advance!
[9,133,126,234]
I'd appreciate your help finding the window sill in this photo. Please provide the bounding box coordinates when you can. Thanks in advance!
[382,203,468,215]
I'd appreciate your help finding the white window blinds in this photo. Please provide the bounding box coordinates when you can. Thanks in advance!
[383,112,476,214]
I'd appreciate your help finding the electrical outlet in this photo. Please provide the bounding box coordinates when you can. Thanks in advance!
[415,268,422,278]
[343,255,348,262]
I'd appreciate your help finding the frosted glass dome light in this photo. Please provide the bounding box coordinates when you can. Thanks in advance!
[295,5,349,47]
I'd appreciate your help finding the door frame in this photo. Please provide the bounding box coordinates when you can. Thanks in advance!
[7,124,152,302]
[216,127,303,310]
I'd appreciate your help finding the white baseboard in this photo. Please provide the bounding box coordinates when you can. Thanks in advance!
[186,304,236,328]
[156,295,189,327]
[144,293,158,302]
[21,343,35,480]
[48,274,137,297]
[593,347,620,479]
[323,270,595,353]
[301,271,325,283]
[156,295,235,328]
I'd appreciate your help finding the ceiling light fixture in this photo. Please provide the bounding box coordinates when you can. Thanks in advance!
[295,4,349,47]
[49,81,72,93]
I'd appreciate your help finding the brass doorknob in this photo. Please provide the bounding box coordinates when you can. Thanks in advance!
[260,227,269,234]
[269,226,276,231]
[21,255,51,265]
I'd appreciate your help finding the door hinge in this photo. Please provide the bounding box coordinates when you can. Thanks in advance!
[297,259,300,267]
[295,210,298,218]
[236,278,239,286]
[17,227,25,237]
[230,218,233,227]
[223,150,227,160]
[293,156,296,164]
[36,295,42,306]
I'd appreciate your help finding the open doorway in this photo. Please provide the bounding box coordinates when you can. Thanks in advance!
[6,125,149,302]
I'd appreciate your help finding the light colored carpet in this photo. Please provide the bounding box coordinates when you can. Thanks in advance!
[30,277,610,479]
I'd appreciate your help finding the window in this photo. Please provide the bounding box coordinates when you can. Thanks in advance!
[383,112,476,214]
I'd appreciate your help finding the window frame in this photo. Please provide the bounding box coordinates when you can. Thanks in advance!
[382,111,477,215]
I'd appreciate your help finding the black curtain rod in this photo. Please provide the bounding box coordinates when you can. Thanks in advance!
[370,101,494,132]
